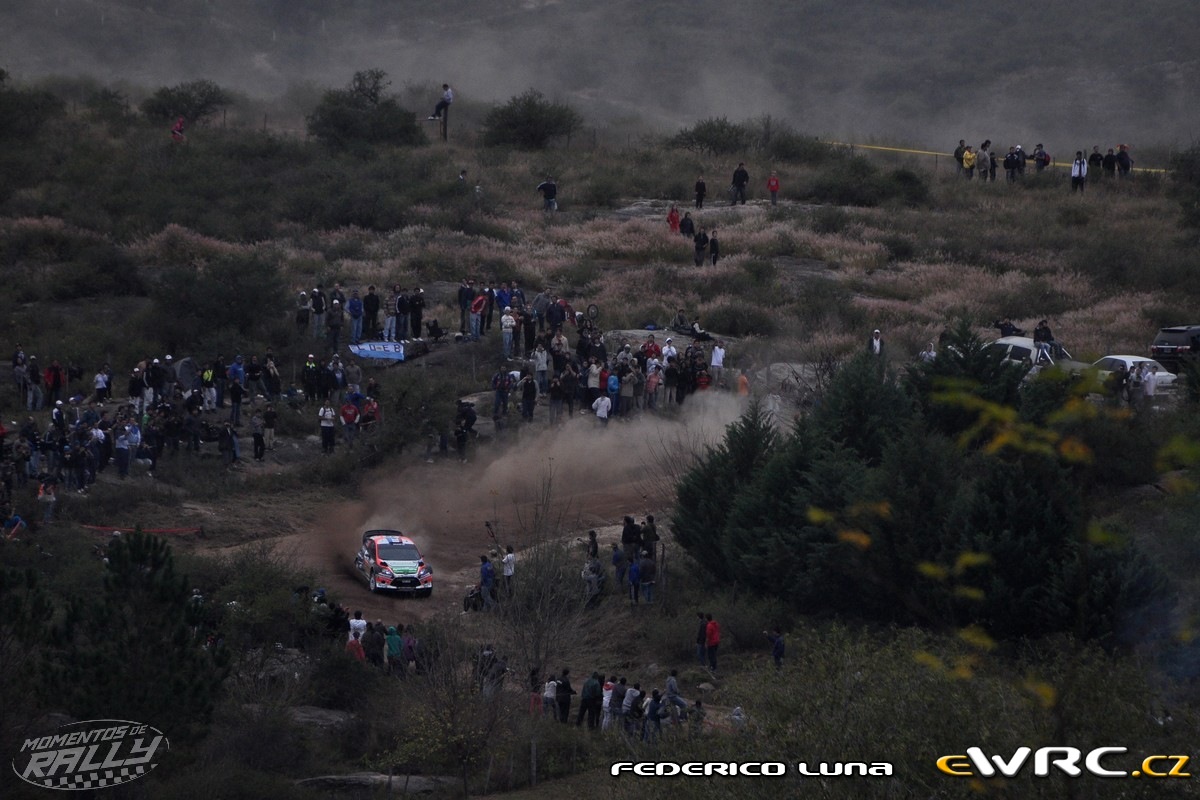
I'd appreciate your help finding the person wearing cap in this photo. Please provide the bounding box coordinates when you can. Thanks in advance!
[310,285,327,339]
[296,290,310,333]
[326,298,345,352]
[867,329,885,357]
[302,354,320,401]
[662,337,677,364]
[125,367,143,415]
[1015,145,1027,177]
[408,288,425,339]
[500,306,516,359]
[24,357,42,412]
[1003,146,1020,183]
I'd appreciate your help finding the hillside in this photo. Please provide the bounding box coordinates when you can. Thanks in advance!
[3,0,1200,146]
[3,74,1200,799]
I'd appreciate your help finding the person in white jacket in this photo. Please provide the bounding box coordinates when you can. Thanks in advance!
[429,84,453,119]
[1070,150,1088,193]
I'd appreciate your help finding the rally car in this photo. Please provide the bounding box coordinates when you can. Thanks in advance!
[353,530,433,597]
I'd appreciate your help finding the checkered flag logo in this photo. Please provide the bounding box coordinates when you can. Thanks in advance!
[14,719,166,792]
[44,764,150,790]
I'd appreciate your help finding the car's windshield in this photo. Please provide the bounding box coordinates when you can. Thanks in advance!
[378,543,421,563]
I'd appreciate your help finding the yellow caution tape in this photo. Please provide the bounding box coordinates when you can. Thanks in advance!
[825,141,1167,173]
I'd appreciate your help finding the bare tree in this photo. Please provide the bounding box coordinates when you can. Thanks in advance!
[376,618,509,797]
[495,468,589,688]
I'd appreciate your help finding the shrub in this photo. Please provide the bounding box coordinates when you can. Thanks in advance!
[1169,143,1200,239]
[481,89,583,150]
[766,130,838,164]
[578,173,623,207]
[881,234,916,261]
[667,117,749,156]
[145,252,286,345]
[0,71,65,141]
[85,88,135,132]
[306,70,425,151]
[140,79,232,124]
[809,159,930,208]
[884,168,931,206]
[702,303,777,337]
[811,206,850,233]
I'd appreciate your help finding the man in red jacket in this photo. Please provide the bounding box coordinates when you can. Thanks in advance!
[345,630,366,661]
[705,613,721,673]
[767,171,780,205]
[340,399,360,450]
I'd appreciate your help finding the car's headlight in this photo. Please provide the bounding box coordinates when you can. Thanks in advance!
[378,565,394,577]
[418,567,432,580]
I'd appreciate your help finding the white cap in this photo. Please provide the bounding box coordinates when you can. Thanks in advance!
[152,358,160,364]
[56,400,63,406]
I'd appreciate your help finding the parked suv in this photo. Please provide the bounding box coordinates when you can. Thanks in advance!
[1150,325,1200,374]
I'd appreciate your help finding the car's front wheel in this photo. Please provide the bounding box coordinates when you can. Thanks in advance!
[419,587,433,599]
[369,572,379,593]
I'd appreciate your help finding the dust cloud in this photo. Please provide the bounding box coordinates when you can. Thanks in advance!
[3,1,1197,148]
[342,392,746,567]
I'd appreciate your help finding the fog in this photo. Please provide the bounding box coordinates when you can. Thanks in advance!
[4,0,1199,148]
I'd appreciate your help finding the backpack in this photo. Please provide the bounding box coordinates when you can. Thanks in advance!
[1040,152,1051,166]
[1004,153,1018,169]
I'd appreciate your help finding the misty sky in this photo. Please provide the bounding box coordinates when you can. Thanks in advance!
[4,0,1198,148]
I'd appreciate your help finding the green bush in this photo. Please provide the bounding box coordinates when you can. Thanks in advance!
[141,79,231,123]
[767,131,838,164]
[481,89,583,150]
[0,70,65,141]
[701,303,777,337]
[809,159,930,207]
[306,70,424,152]
[1169,143,1200,240]
[811,205,850,233]
[672,358,1171,641]
[145,252,286,345]
[667,117,749,156]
